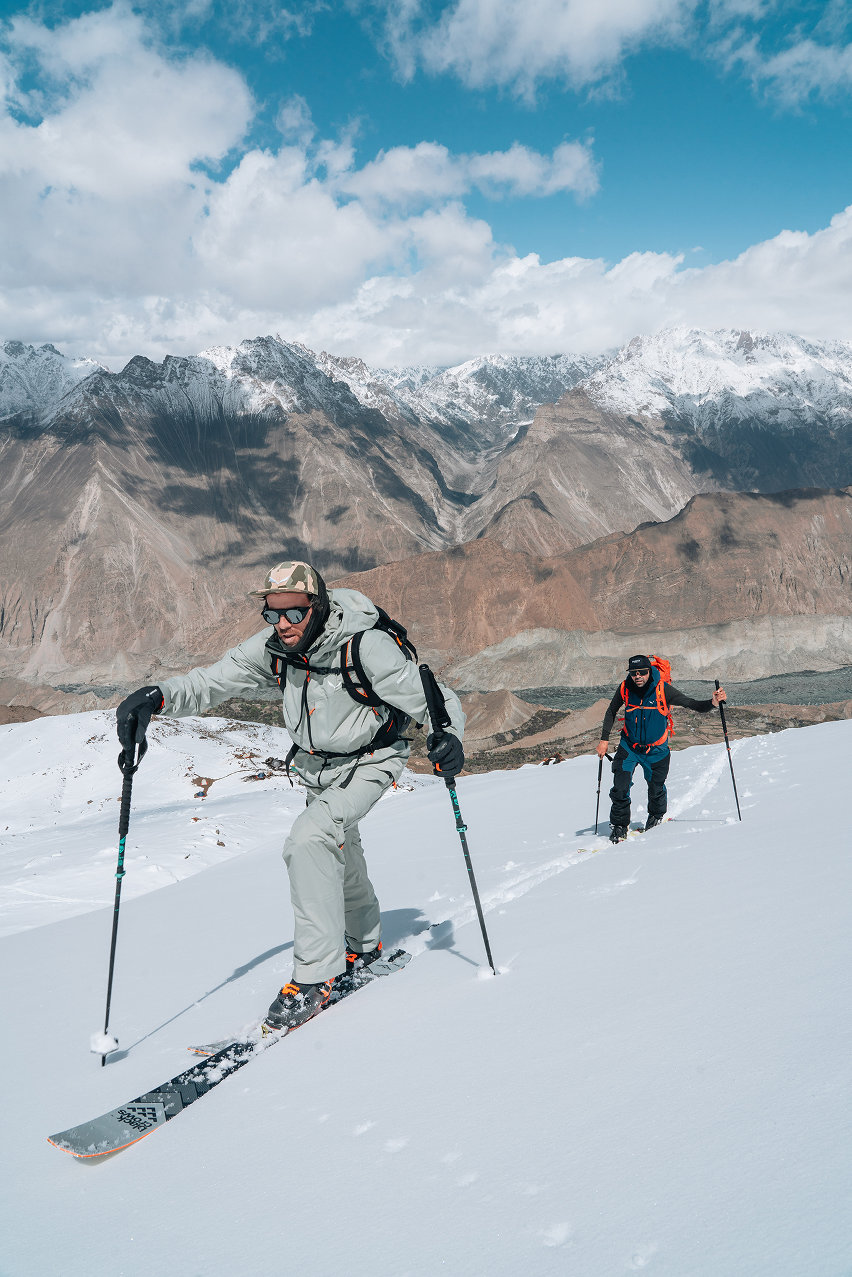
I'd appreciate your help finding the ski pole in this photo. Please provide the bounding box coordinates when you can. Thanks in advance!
[715,678,742,822]
[594,753,614,835]
[98,741,145,1065]
[419,665,497,976]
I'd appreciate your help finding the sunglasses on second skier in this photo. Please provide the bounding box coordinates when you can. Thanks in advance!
[262,604,312,625]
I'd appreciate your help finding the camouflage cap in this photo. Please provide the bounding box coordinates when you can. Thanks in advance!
[248,560,322,598]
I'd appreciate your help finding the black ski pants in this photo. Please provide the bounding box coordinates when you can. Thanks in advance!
[609,740,671,827]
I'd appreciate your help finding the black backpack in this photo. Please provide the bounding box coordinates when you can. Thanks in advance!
[265,607,419,761]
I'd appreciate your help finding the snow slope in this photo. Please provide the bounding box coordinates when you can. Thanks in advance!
[1,713,850,1276]
[0,340,102,422]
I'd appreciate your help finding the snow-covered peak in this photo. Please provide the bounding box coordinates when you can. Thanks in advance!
[0,340,104,422]
[584,328,852,430]
[314,351,416,421]
[56,335,371,423]
[372,352,607,436]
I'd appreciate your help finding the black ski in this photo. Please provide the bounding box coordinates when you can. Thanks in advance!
[48,949,410,1159]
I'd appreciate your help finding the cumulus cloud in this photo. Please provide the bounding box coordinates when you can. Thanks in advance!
[725,34,852,104]
[372,0,852,108]
[340,138,599,207]
[1,2,852,368]
[378,0,700,96]
[281,206,852,365]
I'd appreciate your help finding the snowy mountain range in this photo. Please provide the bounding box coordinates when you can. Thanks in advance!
[1,336,602,448]
[583,328,852,433]
[3,326,852,691]
[5,327,852,441]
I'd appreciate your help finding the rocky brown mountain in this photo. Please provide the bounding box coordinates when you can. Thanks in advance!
[336,487,852,688]
[0,337,701,685]
[3,330,852,692]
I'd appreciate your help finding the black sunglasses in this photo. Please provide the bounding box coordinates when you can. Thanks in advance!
[262,604,312,625]
[629,669,650,677]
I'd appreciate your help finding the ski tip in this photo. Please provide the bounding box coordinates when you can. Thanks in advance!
[47,1136,133,1160]
[47,1127,155,1159]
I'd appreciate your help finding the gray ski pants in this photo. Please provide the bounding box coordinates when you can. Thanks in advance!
[283,753,406,984]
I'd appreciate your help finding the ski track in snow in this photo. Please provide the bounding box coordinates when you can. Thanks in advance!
[0,712,742,954]
[403,740,735,961]
[666,744,728,819]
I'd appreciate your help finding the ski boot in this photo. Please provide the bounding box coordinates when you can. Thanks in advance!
[609,824,628,843]
[333,942,385,997]
[264,977,334,1032]
[644,814,664,831]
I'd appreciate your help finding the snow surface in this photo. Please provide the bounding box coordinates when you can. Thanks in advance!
[1,711,851,1276]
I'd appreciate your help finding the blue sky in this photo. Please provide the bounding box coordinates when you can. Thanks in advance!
[1,0,851,365]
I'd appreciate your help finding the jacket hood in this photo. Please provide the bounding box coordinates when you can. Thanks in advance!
[281,587,378,664]
[264,587,380,668]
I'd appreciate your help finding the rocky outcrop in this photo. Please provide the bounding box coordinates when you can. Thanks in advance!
[460,387,719,555]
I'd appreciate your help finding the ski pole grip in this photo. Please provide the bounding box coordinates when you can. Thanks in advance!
[419,663,452,733]
[419,664,455,786]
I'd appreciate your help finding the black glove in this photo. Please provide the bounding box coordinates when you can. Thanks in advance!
[116,685,163,757]
[426,731,464,779]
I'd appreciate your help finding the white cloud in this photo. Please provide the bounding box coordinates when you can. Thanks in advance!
[340,138,599,206]
[1,3,852,369]
[276,93,316,144]
[468,140,599,199]
[374,0,852,108]
[727,35,852,104]
[0,5,252,199]
[380,0,699,96]
[290,206,852,365]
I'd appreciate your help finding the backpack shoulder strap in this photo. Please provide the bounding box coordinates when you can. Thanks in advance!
[654,678,675,741]
[340,631,383,708]
[339,612,417,710]
[268,648,288,689]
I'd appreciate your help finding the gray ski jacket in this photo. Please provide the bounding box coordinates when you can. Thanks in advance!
[159,588,465,784]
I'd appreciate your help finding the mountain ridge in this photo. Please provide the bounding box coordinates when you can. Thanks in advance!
[3,329,852,690]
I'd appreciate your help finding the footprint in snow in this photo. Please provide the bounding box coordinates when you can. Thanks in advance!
[627,1242,658,1269]
[541,1222,572,1248]
[353,1121,375,1136]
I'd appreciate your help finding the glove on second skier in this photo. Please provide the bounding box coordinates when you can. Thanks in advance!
[116,685,164,759]
[426,731,464,779]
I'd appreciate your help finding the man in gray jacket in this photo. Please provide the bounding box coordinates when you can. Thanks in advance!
[116,560,465,1031]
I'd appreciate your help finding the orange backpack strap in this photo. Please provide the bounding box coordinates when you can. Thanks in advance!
[651,679,675,744]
